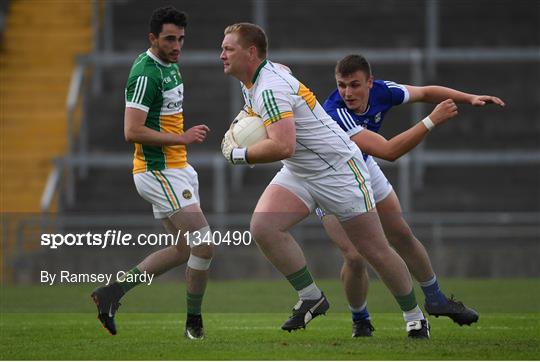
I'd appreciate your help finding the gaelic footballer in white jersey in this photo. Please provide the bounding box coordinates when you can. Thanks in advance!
[241,60,375,218]
[220,23,427,337]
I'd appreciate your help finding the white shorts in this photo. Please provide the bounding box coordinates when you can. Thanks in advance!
[133,166,200,219]
[271,152,375,221]
[315,156,392,219]
[366,156,393,203]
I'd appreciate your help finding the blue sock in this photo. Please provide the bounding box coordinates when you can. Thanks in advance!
[350,302,370,321]
[420,276,448,306]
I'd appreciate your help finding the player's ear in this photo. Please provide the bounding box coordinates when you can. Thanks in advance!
[248,45,259,60]
[367,75,374,89]
[148,32,158,47]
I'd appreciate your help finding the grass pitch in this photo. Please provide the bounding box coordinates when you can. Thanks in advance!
[1,279,539,360]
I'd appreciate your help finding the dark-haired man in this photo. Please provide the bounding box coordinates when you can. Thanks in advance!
[91,6,212,340]
[319,54,504,337]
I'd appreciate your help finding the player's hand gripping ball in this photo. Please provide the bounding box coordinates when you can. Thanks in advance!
[221,111,268,164]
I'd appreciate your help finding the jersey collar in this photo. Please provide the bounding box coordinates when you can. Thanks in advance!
[251,59,267,84]
[355,104,370,116]
[146,49,172,67]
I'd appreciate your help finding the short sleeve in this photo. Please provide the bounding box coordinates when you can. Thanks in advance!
[125,75,160,113]
[257,88,294,127]
[383,81,410,105]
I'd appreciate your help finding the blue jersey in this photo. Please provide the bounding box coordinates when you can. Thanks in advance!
[323,80,409,137]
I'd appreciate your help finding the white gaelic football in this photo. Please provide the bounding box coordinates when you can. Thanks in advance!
[231,116,268,147]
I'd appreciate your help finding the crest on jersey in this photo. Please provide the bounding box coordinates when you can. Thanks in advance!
[182,190,192,200]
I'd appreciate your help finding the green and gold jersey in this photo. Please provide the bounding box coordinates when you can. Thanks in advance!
[125,49,187,174]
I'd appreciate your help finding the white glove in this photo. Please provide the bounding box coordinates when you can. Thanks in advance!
[221,130,237,163]
[221,130,249,165]
[221,110,252,165]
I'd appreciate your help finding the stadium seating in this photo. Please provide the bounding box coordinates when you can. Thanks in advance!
[0,1,93,212]
[66,0,539,214]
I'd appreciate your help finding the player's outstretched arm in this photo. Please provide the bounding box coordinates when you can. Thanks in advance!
[406,85,505,107]
[124,107,209,145]
[351,99,458,161]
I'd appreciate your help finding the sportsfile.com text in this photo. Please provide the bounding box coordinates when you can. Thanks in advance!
[40,229,252,249]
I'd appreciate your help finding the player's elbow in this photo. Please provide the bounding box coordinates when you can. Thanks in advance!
[281,143,295,158]
[373,149,399,162]
[124,128,136,143]
[385,152,399,162]
[376,143,402,162]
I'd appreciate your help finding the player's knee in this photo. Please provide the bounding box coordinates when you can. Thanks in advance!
[187,239,214,271]
[250,219,274,245]
[187,252,213,271]
[385,223,415,249]
[343,252,368,273]
[190,244,214,260]
[185,225,215,260]
[170,245,190,265]
[360,243,394,268]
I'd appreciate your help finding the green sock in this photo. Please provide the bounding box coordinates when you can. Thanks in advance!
[286,266,314,291]
[117,267,142,293]
[394,289,418,312]
[187,292,204,315]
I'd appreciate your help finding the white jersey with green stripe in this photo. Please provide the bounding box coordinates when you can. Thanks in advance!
[125,50,187,174]
[241,60,359,178]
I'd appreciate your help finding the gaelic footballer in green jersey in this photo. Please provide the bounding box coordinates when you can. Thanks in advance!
[92,7,211,341]
[125,49,187,173]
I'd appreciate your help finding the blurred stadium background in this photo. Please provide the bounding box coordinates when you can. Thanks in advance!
[1,0,539,285]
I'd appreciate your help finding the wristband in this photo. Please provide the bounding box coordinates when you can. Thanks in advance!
[422,116,435,131]
[231,147,248,164]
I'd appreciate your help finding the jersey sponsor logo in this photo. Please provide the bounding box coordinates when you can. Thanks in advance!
[182,189,192,200]
[161,84,184,114]
[167,101,181,109]
[375,112,382,123]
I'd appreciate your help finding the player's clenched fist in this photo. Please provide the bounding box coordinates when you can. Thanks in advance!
[429,99,459,126]
[181,125,210,144]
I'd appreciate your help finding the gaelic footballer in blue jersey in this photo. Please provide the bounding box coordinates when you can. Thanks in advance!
[325,79,409,136]
[318,54,504,336]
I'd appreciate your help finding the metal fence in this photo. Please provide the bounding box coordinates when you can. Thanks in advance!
[3,211,540,282]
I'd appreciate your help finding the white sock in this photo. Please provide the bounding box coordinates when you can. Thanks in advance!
[349,301,368,313]
[298,283,322,300]
[419,275,437,287]
[403,305,425,322]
